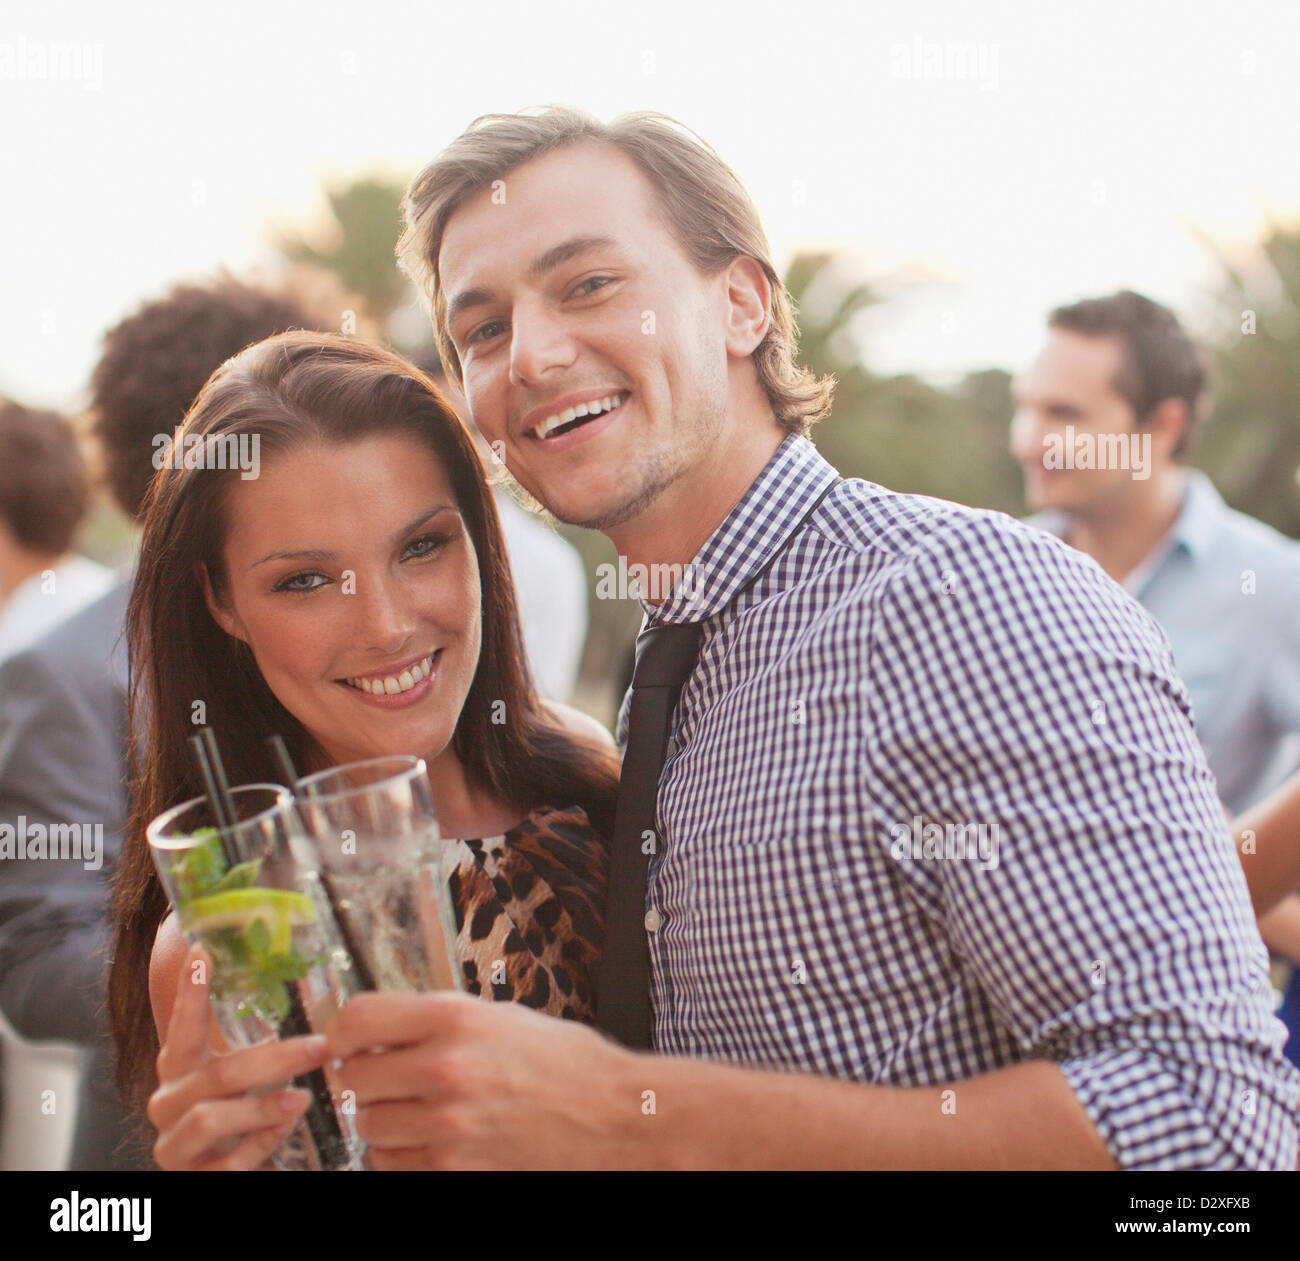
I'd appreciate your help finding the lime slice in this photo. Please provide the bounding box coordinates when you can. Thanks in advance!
[180,888,316,954]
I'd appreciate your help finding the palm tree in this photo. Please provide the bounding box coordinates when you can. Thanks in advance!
[784,251,1021,513]
[1196,224,1300,537]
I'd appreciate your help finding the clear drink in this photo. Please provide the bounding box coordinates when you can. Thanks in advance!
[295,757,462,995]
[322,862,457,993]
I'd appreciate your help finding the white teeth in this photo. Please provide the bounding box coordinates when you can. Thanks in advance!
[346,653,436,697]
[536,393,623,439]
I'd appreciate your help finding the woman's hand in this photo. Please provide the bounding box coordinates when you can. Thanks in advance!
[147,945,333,1170]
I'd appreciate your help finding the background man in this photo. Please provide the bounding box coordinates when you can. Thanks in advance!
[0,401,111,661]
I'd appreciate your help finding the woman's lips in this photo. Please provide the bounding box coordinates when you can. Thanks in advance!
[336,649,441,709]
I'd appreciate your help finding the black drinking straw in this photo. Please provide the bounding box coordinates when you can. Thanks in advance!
[267,735,377,991]
[189,731,240,866]
[192,727,347,1168]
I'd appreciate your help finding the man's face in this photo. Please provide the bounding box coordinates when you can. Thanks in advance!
[1010,329,1145,514]
[437,141,733,532]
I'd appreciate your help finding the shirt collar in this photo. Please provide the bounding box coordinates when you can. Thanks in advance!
[641,432,840,625]
[1027,468,1223,567]
[1171,467,1224,562]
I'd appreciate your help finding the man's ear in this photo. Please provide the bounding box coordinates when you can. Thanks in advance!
[721,255,771,358]
[199,563,247,643]
[1145,397,1189,461]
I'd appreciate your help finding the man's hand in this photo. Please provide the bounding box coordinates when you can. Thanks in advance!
[325,993,645,1170]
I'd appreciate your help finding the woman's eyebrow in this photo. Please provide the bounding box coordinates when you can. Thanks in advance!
[249,505,458,570]
[394,505,458,540]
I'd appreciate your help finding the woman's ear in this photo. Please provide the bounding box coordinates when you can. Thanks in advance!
[199,563,247,643]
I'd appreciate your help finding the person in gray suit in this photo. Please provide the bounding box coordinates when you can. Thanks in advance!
[0,582,134,1166]
[0,276,342,1168]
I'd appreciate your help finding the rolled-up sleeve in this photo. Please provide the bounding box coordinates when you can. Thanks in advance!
[867,512,1300,1169]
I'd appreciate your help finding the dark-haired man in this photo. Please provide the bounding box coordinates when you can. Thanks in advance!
[1012,290,1300,1060]
[323,109,1300,1169]
[0,401,111,660]
[0,276,342,1168]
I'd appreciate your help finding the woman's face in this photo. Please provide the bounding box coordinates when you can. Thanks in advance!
[204,433,482,770]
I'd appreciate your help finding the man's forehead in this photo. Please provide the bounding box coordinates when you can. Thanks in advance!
[1022,330,1124,396]
[438,141,656,284]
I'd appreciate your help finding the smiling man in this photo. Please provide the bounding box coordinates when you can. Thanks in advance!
[323,107,1300,1170]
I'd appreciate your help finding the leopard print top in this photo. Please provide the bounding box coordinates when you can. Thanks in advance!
[441,804,608,1023]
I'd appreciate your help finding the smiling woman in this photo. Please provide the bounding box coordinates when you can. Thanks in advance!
[107,332,620,1167]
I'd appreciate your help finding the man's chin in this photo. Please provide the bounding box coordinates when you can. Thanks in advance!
[1024,474,1080,516]
[545,463,685,534]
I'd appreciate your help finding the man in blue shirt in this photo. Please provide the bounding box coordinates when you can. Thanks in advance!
[1011,290,1300,1047]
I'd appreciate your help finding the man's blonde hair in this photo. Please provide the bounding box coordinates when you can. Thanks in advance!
[398,105,834,436]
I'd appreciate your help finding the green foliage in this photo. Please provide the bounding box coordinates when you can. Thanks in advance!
[786,252,1022,514]
[1194,223,1300,538]
[277,177,411,322]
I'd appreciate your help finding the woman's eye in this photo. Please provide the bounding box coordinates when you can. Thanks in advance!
[274,572,329,594]
[404,533,450,560]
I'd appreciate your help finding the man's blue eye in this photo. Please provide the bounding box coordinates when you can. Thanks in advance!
[576,276,611,295]
[469,321,506,345]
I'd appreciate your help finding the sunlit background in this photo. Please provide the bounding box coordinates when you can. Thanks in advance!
[6,0,1299,397]
[4,0,1300,719]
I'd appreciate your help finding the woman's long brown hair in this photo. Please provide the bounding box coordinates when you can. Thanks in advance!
[108,331,618,1121]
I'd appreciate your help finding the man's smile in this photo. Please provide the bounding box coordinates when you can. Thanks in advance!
[524,389,629,441]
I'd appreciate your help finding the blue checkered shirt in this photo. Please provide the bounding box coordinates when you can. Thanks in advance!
[616,432,1300,1170]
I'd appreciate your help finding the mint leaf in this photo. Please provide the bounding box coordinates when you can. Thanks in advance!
[211,859,263,893]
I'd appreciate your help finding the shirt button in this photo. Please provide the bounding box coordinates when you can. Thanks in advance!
[644,908,663,932]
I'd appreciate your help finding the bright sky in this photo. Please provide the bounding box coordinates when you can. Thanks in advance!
[4,0,1299,409]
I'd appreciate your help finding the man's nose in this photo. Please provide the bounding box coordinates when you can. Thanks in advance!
[509,299,577,386]
[1009,407,1043,464]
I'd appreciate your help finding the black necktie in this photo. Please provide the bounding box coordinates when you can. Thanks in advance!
[596,620,703,1048]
